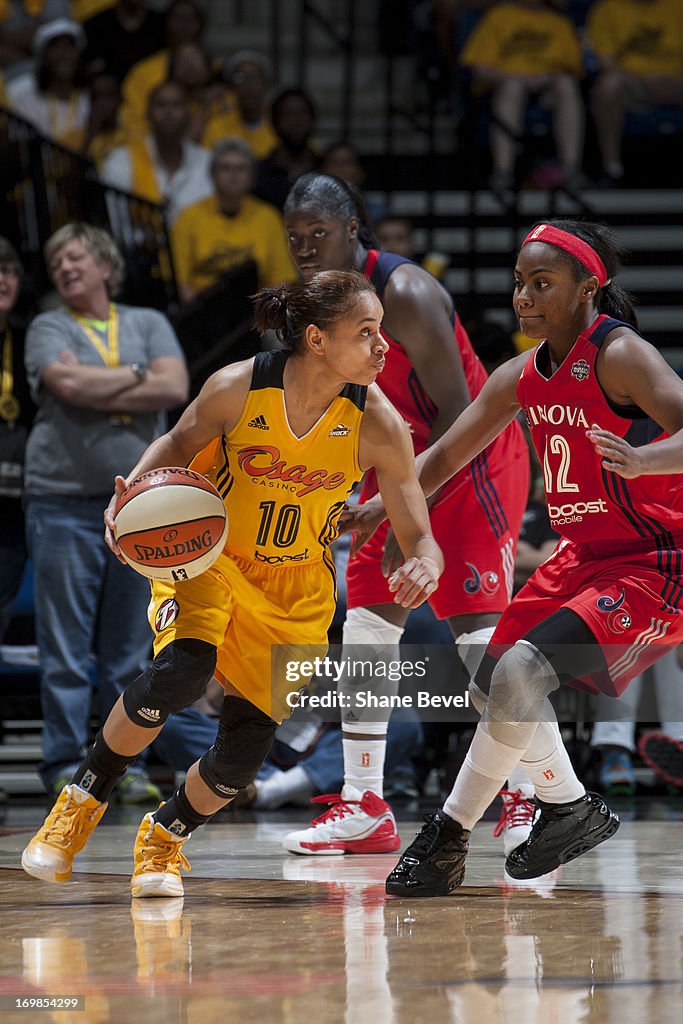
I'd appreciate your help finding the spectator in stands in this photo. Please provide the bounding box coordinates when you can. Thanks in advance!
[374,213,450,280]
[203,49,277,158]
[172,137,296,306]
[254,87,319,210]
[101,79,212,224]
[80,70,126,166]
[119,0,205,138]
[319,140,366,188]
[166,39,233,147]
[23,222,189,801]
[0,0,70,75]
[0,237,35,643]
[459,0,585,194]
[82,0,165,85]
[587,0,683,186]
[318,140,387,223]
[7,18,90,149]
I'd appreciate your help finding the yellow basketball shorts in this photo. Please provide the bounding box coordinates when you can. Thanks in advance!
[148,551,335,722]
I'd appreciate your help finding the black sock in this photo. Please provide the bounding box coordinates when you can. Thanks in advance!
[71,731,138,803]
[153,783,211,837]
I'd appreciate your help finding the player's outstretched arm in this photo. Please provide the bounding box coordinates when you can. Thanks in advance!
[341,354,525,553]
[359,387,444,609]
[104,360,253,555]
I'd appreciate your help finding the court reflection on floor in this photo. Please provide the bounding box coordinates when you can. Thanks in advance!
[4,843,682,1024]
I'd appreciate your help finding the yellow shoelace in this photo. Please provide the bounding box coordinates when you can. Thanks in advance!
[136,829,191,876]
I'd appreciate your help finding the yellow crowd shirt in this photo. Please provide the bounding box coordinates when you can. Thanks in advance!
[202,108,278,158]
[587,0,683,77]
[460,2,583,76]
[120,50,169,138]
[70,0,112,19]
[172,193,297,292]
[190,349,366,573]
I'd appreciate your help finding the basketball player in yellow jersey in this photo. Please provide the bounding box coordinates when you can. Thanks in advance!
[21,270,443,899]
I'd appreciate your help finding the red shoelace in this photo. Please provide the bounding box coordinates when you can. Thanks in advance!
[310,793,358,825]
[492,789,535,837]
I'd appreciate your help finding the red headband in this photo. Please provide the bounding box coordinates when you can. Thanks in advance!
[521,224,608,287]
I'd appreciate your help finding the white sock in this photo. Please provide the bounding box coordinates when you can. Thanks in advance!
[443,722,528,830]
[343,736,386,798]
[520,719,585,804]
[253,765,315,810]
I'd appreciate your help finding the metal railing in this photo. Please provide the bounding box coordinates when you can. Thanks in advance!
[0,107,178,313]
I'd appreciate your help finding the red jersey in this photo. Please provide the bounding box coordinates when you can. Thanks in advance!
[362,249,526,501]
[518,314,683,547]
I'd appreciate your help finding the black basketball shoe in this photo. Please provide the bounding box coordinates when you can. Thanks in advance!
[505,791,619,879]
[385,811,470,897]
[638,732,683,790]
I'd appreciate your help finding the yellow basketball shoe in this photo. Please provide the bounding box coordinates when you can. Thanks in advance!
[130,812,191,898]
[21,785,107,883]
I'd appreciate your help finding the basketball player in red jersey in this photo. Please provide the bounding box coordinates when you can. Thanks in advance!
[346,219,683,895]
[20,270,443,897]
[282,173,531,858]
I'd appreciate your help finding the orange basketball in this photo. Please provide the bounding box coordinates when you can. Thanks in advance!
[114,467,228,582]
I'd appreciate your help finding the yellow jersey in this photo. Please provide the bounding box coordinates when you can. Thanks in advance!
[191,350,366,577]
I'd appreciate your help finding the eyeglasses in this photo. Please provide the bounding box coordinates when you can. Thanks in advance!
[0,264,19,278]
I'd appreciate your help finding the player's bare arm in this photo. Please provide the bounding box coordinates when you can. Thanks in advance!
[358,385,444,608]
[588,329,683,477]
[342,352,525,553]
[104,359,253,554]
[382,266,472,433]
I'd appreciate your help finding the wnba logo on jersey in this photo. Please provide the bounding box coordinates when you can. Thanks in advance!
[571,359,590,381]
[463,563,500,596]
[237,445,347,496]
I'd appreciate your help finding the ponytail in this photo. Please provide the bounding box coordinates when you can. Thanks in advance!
[251,285,297,350]
[251,270,376,354]
[597,282,639,330]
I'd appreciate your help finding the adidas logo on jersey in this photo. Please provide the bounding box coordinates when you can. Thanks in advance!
[139,707,161,723]
[248,414,269,430]
[329,423,351,437]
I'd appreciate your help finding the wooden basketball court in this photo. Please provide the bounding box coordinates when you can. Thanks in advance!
[0,804,681,1023]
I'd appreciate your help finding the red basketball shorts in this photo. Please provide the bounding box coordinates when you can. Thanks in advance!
[489,536,683,696]
[346,452,529,620]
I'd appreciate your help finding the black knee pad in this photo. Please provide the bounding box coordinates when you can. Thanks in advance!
[123,638,217,728]
[198,696,276,798]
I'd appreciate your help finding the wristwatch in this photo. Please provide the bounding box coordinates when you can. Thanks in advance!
[130,361,147,384]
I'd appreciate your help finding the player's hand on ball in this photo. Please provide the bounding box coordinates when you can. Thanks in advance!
[338,497,385,556]
[587,425,646,478]
[381,527,404,579]
[388,556,441,609]
[104,475,128,560]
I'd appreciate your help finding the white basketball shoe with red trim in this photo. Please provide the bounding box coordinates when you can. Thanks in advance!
[282,785,401,855]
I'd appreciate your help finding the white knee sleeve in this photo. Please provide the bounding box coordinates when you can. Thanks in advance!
[456,626,496,681]
[340,607,404,735]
